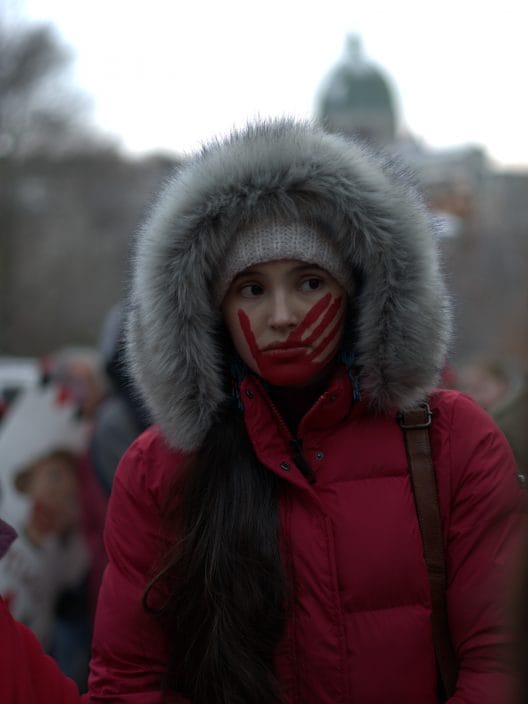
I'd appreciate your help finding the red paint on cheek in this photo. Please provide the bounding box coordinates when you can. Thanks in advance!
[238,309,262,371]
[286,293,332,345]
[237,294,344,386]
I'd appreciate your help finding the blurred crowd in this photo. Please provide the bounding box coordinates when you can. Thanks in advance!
[0,304,149,690]
[455,357,528,476]
[0,305,526,692]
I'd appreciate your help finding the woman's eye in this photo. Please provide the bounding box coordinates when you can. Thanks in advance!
[240,283,263,297]
[301,277,322,291]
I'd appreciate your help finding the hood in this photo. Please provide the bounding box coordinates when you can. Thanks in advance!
[126,119,451,451]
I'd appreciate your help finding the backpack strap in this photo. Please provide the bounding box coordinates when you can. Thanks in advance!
[398,402,458,699]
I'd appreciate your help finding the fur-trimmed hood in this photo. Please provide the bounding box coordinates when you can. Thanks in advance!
[126,119,451,451]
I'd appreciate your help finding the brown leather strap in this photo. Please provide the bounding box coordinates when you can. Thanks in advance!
[399,402,458,699]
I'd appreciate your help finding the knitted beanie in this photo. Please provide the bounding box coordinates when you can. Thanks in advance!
[215,219,351,304]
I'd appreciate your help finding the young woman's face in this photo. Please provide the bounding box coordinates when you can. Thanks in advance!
[222,259,347,387]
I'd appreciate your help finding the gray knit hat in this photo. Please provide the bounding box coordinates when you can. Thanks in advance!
[215,219,351,304]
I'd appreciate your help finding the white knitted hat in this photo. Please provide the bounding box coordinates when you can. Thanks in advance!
[215,220,351,304]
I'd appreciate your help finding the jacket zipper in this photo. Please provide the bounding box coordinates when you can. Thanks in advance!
[251,377,318,485]
[290,437,317,484]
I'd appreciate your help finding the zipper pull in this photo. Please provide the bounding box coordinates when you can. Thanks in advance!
[290,438,317,484]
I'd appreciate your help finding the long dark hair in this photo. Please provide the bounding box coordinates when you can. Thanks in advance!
[144,399,287,704]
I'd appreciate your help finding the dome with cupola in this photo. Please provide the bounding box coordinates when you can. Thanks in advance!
[317,35,398,145]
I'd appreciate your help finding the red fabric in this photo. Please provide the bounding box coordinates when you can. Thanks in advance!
[87,370,525,703]
[0,596,83,703]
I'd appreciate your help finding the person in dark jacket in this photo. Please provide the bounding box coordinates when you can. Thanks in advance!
[86,119,525,704]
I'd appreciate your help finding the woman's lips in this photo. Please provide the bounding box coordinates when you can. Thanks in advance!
[262,345,308,360]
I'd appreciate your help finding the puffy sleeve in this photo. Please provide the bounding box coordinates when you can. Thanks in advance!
[0,596,81,704]
[87,430,188,704]
[440,393,527,703]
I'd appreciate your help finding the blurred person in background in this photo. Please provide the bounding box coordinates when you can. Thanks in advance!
[456,358,528,473]
[0,448,88,646]
[456,358,512,413]
[79,303,150,620]
[493,373,528,476]
[0,365,93,690]
[84,119,526,704]
[46,346,109,688]
[0,309,145,703]
[0,517,82,703]
[89,303,150,496]
[47,346,107,422]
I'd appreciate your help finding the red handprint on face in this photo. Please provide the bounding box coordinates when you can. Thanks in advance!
[238,293,344,386]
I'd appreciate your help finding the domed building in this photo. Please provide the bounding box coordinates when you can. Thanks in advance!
[316,35,398,146]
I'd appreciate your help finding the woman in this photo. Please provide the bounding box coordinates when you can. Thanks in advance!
[87,120,525,703]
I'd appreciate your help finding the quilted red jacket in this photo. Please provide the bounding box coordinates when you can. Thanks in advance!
[87,372,525,703]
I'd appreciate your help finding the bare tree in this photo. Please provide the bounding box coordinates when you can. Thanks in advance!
[0,7,107,157]
[0,5,116,350]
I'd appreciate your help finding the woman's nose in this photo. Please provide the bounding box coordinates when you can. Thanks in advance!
[268,292,298,329]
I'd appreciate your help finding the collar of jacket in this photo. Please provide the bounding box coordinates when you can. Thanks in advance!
[238,365,363,487]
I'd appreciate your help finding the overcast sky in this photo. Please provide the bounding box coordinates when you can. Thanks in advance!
[20,0,528,169]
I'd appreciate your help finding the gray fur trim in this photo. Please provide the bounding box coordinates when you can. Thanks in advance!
[126,119,452,450]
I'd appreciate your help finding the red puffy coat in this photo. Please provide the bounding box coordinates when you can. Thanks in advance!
[87,370,525,703]
[0,596,82,704]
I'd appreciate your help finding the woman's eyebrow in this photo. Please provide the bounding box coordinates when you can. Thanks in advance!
[292,263,323,272]
[231,268,264,282]
[230,262,325,286]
